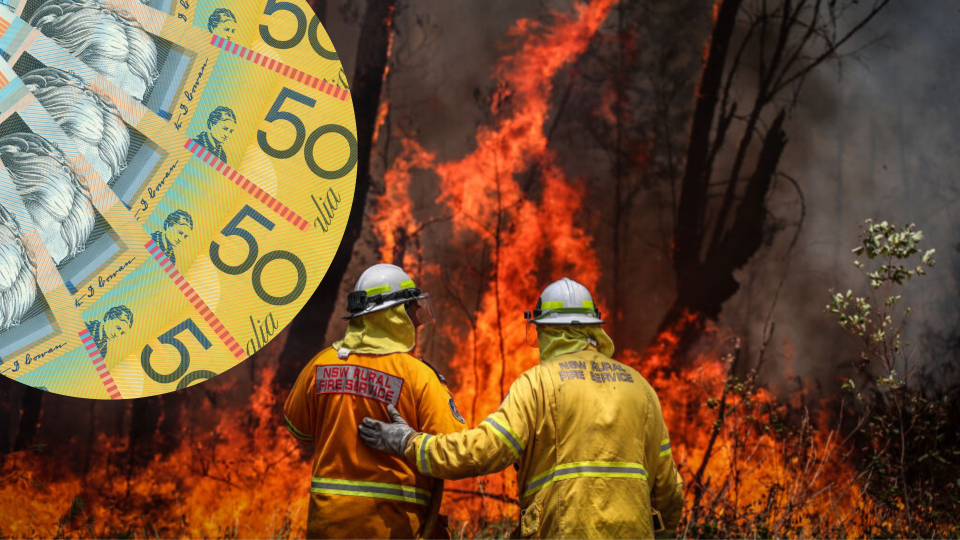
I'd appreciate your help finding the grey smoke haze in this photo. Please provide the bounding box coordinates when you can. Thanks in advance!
[321,0,959,397]
[722,0,960,395]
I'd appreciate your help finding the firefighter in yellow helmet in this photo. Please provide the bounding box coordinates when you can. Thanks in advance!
[359,277,684,539]
[283,264,467,539]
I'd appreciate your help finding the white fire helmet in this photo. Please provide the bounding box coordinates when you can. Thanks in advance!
[525,278,604,326]
[344,263,435,326]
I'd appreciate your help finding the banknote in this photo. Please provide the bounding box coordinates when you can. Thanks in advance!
[129,0,358,239]
[0,45,351,364]
[0,0,357,396]
[0,59,248,392]
[0,63,158,309]
[0,0,219,122]
[0,157,251,398]
[15,247,245,398]
[142,0,349,92]
[55,0,358,262]
[0,16,223,277]
[0,179,86,381]
[0,190,114,399]
[0,17,340,296]
[121,1,357,353]
[0,2,355,236]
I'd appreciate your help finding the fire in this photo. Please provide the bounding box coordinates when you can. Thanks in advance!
[372,137,435,267]
[0,367,310,538]
[623,316,872,537]
[372,98,390,146]
[377,0,618,524]
[0,0,914,537]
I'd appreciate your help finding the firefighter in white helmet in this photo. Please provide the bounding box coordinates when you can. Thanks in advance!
[284,263,466,539]
[359,277,684,539]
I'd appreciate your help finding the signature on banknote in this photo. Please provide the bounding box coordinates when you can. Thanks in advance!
[183,58,208,102]
[0,341,68,375]
[177,0,190,23]
[75,257,138,309]
[136,160,179,217]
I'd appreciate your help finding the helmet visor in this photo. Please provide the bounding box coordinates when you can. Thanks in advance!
[405,293,436,327]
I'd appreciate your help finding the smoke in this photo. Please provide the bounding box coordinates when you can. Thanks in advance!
[720,1,960,395]
[342,0,960,399]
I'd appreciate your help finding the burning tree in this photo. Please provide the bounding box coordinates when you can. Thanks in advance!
[359,0,903,532]
[2,1,959,539]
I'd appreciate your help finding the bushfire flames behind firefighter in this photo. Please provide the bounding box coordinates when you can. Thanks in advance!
[283,264,467,538]
[360,278,684,539]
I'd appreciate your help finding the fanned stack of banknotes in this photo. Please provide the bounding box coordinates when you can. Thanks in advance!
[0,0,356,399]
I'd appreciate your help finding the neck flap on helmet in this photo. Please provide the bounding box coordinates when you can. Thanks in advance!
[537,324,615,362]
[333,304,417,356]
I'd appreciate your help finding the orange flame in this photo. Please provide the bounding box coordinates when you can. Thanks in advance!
[373,0,617,525]
[0,0,910,537]
[0,367,311,538]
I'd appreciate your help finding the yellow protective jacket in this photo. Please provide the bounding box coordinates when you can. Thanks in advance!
[285,306,467,538]
[404,346,684,539]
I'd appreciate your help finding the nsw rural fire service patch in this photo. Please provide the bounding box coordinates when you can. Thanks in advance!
[449,398,465,423]
[315,364,404,406]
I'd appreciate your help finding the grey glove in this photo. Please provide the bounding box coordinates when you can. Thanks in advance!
[359,404,417,456]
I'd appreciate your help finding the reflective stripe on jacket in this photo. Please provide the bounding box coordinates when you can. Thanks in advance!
[285,346,466,539]
[405,348,684,539]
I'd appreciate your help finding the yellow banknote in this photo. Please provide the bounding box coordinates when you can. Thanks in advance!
[0,67,152,310]
[0,0,357,394]
[0,0,355,236]
[0,6,352,265]
[0,30,351,360]
[16,247,244,399]
[4,0,216,122]
[0,181,87,382]
[0,14,196,221]
[144,0,348,91]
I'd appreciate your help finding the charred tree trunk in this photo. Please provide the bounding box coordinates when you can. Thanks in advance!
[660,109,787,352]
[611,2,626,344]
[0,378,13,454]
[307,0,326,23]
[157,393,184,455]
[659,0,744,351]
[13,387,43,451]
[657,0,888,357]
[275,0,397,389]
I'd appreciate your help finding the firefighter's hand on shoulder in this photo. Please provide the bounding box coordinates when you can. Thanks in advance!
[360,404,418,456]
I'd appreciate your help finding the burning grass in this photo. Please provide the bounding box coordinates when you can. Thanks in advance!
[0,368,310,539]
[0,319,955,538]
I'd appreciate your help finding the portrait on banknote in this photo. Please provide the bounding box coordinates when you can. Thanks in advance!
[150,209,192,265]
[0,187,85,367]
[20,68,131,187]
[0,203,38,334]
[206,7,236,40]
[190,105,235,163]
[23,0,196,121]
[27,0,159,101]
[83,304,133,358]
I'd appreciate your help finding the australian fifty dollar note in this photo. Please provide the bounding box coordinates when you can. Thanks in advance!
[0,60,243,398]
[1,1,357,361]
[142,0,350,92]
